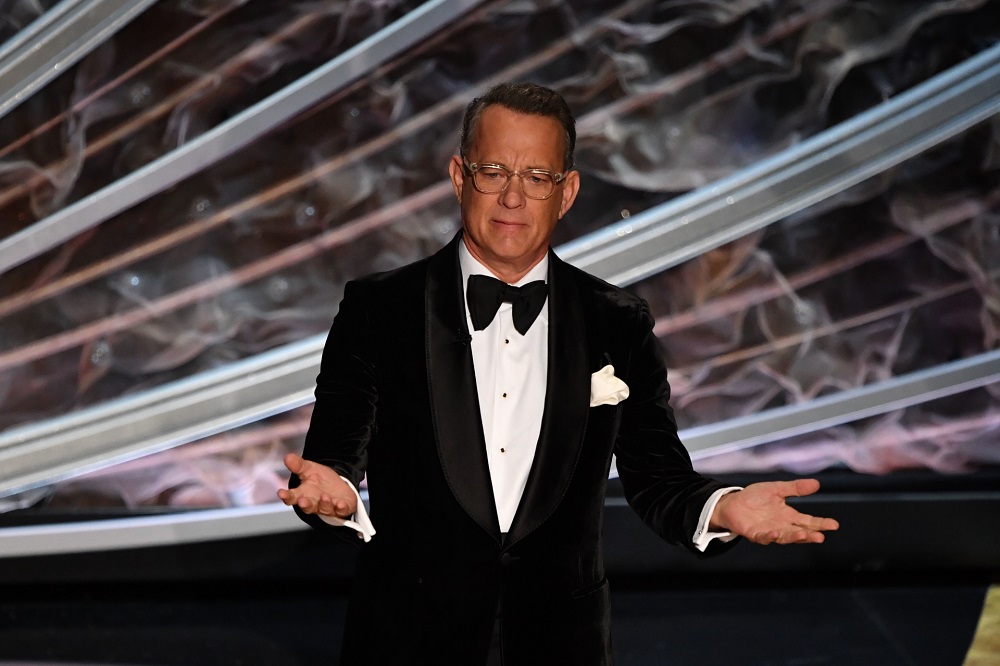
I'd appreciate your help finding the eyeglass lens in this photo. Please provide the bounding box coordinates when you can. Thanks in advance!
[474,166,555,199]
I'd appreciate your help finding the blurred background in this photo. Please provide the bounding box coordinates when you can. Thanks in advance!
[0,0,998,663]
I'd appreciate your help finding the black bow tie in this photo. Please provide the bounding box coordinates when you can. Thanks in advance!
[467,274,548,335]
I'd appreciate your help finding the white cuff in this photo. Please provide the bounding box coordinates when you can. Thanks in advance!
[318,476,376,542]
[692,486,741,552]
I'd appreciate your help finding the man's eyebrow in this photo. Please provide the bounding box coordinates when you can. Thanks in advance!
[480,160,559,171]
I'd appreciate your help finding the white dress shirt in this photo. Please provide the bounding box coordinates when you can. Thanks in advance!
[459,242,549,532]
[330,238,737,550]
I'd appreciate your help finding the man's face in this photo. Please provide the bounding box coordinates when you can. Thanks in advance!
[449,105,580,282]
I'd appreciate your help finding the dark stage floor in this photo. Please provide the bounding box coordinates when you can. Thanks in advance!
[0,573,990,665]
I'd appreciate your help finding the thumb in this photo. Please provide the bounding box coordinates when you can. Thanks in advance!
[284,452,306,475]
[787,478,820,498]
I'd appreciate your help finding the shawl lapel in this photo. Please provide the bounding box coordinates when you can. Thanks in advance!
[506,252,591,546]
[425,235,501,541]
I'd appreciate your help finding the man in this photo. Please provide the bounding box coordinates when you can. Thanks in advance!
[278,83,838,665]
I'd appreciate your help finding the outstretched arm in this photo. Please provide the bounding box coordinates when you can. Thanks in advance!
[710,478,839,545]
[281,279,379,542]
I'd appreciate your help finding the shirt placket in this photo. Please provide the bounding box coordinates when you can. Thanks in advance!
[491,302,516,519]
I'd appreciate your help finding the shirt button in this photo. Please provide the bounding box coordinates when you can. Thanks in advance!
[502,392,507,398]
[504,338,509,345]
[500,448,506,453]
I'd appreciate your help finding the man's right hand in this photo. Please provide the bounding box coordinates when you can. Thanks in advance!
[278,453,358,518]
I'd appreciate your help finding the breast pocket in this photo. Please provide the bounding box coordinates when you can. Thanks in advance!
[572,576,609,600]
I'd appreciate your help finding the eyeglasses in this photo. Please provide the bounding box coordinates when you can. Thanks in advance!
[463,158,567,200]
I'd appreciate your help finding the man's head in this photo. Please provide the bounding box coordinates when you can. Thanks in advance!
[460,83,576,171]
[449,83,581,283]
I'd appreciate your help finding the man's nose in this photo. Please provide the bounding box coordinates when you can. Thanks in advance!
[500,177,526,208]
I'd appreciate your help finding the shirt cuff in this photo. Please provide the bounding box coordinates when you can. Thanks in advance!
[692,486,742,552]
[318,476,376,542]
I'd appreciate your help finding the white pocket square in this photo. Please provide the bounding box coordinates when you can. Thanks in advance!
[590,364,629,407]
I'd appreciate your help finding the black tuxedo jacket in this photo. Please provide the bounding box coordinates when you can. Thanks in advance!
[296,233,735,665]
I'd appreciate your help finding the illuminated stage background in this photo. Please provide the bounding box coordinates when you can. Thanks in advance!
[1,0,999,578]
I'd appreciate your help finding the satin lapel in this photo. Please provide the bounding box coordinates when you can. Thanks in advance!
[506,252,590,546]
[425,235,501,541]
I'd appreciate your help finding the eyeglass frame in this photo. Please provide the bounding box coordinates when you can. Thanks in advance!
[462,157,568,201]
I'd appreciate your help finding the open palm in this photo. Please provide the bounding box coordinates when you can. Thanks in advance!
[712,479,839,545]
[277,453,357,518]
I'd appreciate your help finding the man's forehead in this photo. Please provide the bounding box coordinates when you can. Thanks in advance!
[475,104,562,130]
[468,106,566,160]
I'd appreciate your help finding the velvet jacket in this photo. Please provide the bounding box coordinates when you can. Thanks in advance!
[294,233,735,665]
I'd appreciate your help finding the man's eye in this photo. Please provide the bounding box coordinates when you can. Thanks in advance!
[527,174,548,185]
[480,169,504,180]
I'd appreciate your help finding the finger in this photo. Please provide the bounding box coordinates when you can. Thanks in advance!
[752,529,780,545]
[284,452,306,475]
[276,488,295,506]
[323,494,352,517]
[812,516,839,531]
[793,530,825,544]
[785,529,813,545]
[296,495,316,513]
[319,494,351,517]
[783,526,830,544]
[333,498,351,517]
[792,512,840,532]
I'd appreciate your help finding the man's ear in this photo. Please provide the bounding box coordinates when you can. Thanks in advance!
[558,170,581,219]
[448,155,465,203]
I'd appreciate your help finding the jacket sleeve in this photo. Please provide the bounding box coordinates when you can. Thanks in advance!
[290,279,378,533]
[613,300,738,558]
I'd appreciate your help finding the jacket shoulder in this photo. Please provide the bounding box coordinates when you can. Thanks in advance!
[352,254,430,289]
[556,256,650,320]
[348,233,461,294]
[341,252,437,311]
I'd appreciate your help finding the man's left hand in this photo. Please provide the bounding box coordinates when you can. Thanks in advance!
[710,479,839,545]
